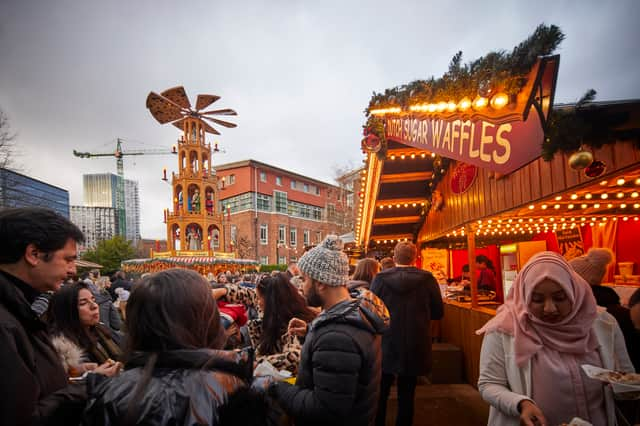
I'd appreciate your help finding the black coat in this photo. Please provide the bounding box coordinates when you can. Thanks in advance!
[370,266,444,376]
[83,348,255,426]
[107,278,131,301]
[0,271,86,426]
[272,296,389,426]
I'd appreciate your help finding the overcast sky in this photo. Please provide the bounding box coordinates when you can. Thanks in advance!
[1,0,639,239]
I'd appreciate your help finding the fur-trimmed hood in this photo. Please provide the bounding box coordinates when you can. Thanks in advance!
[50,334,85,374]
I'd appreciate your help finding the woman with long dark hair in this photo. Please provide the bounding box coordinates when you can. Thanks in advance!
[47,282,123,376]
[83,269,257,425]
[215,272,317,374]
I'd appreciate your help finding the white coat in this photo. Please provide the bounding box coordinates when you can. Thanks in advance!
[478,311,635,426]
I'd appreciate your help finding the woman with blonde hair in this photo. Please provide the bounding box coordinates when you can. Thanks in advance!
[477,251,634,426]
[93,276,122,333]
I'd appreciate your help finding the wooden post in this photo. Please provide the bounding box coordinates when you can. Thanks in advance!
[467,225,478,308]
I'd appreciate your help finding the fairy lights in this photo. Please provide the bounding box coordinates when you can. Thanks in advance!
[370,107,402,115]
[442,214,640,240]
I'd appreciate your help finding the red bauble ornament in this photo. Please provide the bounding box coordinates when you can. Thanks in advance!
[584,160,606,178]
[361,133,381,153]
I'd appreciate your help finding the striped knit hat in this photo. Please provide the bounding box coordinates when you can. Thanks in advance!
[298,235,349,286]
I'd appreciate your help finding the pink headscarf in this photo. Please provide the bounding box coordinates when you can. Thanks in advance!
[477,251,599,366]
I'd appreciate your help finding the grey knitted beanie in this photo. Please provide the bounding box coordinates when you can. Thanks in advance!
[298,235,349,286]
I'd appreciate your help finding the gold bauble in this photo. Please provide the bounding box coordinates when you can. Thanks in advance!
[568,150,594,170]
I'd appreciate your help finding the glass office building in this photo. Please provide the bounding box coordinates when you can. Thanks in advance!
[83,173,140,244]
[0,168,70,218]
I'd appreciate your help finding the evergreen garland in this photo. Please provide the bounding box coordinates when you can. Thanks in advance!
[543,90,640,160]
[365,24,565,113]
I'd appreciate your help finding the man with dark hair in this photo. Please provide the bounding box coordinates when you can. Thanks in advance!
[269,235,389,425]
[370,241,444,426]
[0,207,87,425]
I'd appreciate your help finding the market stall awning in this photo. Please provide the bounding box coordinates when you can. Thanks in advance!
[358,141,437,249]
[75,259,103,269]
[122,257,259,266]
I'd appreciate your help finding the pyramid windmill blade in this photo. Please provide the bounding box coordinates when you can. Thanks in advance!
[195,94,221,111]
[203,116,237,128]
[146,92,185,124]
[161,86,191,110]
[171,117,187,132]
[198,119,221,135]
[201,108,238,116]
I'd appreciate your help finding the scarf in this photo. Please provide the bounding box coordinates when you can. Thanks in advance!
[477,251,599,366]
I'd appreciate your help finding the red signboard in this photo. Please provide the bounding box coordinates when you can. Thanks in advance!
[385,108,544,175]
[382,56,559,175]
[451,163,478,194]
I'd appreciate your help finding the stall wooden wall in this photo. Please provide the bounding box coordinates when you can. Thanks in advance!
[420,141,640,241]
[441,302,494,386]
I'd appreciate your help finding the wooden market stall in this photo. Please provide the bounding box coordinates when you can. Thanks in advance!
[356,25,640,386]
[121,256,259,276]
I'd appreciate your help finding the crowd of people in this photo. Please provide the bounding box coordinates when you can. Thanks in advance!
[0,206,638,425]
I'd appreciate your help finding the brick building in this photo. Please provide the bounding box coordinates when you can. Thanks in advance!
[215,160,350,265]
[335,166,365,237]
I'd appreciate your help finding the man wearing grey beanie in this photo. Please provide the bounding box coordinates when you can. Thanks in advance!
[268,235,389,425]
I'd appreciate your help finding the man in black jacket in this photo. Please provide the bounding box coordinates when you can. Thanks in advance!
[0,207,87,426]
[108,270,132,301]
[270,235,389,426]
[370,241,444,426]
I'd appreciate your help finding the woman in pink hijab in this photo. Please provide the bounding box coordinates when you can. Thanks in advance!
[477,251,634,426]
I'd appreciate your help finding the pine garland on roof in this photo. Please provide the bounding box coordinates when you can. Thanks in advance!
[365,24,565,113]
[542,90,640,160]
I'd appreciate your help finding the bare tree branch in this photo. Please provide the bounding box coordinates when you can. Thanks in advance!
[0,108,19,171]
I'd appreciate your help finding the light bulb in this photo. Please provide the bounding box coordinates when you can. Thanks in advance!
[490,93,509,109]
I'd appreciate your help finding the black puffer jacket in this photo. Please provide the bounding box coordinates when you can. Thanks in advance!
[83,348,255,426]
[271,296,389,426]
[370,266,444,376]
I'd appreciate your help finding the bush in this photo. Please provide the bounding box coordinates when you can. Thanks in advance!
[259,264,288,273]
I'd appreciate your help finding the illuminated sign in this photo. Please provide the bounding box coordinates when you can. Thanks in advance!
[383,56,559,174]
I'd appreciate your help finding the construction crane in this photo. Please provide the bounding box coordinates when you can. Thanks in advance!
[73,138,176,238]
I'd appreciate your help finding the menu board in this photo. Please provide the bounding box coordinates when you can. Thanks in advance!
[556,228,584,261]
[421,248,449,285]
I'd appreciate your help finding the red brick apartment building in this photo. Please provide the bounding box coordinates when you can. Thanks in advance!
[335,166,365,239]
[215,160,351,264]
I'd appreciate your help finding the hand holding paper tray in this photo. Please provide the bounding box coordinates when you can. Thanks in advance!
[254,360,293,381]
[581,364,640,399]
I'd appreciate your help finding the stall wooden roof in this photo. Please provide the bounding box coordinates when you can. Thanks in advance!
[358,140,437,248]
[357,99,640,252]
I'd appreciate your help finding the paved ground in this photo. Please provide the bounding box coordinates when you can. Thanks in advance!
[382,384,490,426]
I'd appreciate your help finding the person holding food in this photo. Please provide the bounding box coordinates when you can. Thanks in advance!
[477,251,634,426]
[82,269,263,425]
[47,282,123,376]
